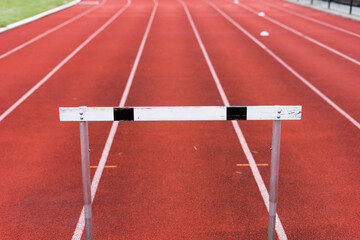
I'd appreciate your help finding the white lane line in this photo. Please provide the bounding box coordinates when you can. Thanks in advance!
[178,0,288,239]
[261,1,360,38]
[71,0,158,239]
[0,0,106,60]
[0,0,81,33]
[234,1,360,66]
[208,1,360,130]
[0,0,131,123]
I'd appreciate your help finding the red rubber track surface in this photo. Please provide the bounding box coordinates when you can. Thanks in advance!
[0,0,359,239]
[210,0,360,121]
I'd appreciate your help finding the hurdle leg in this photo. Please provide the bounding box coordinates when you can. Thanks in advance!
[79,121,93,240]
[267,120,282,240]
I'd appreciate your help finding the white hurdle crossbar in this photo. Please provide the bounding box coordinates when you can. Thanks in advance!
[59,105,302,240]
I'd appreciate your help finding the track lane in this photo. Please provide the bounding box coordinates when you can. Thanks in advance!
[179,0,288,238]
[184,0,360,238]
[72,0,158,238]
[0,0,155,238]
[0,0,129,119]
[87,0,274,238]
[208,0,360,123]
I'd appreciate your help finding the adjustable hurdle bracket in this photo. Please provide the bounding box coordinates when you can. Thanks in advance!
[60,105,301,240]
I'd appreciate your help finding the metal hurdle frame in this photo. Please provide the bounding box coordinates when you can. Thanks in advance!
[59,105,302,240]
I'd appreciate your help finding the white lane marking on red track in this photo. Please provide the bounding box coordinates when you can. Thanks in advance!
[261,1,360,38]
[0,0,107,60]
[208,1,360,130]
[234,1,360,66]
[179,0,288,239]
[71,0,158,239]
[0,0,130,123]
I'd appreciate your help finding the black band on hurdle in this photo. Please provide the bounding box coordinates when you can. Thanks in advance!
[226,107,247,120]
[114,108,134,121]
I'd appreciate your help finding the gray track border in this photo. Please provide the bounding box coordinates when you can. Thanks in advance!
[283,0,360,21]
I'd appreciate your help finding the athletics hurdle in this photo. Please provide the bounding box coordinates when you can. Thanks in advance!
[59,106,302,240]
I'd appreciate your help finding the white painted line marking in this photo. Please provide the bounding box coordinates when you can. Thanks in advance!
[179,0,288,239]
[234,1,360,66]
[71,0,158,239]
[0,0,105,60]
[208,1,360,130]
[262,1,360,38]
[0,0,81,33]
[0,0,130,123]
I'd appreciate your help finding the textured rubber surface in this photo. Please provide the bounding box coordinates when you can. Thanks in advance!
[0,0,359,239]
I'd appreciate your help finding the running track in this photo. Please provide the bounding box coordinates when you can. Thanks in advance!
[0,0,359,239]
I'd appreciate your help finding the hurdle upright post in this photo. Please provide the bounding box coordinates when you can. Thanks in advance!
[79,120,93,240]
[267,120,282,240]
